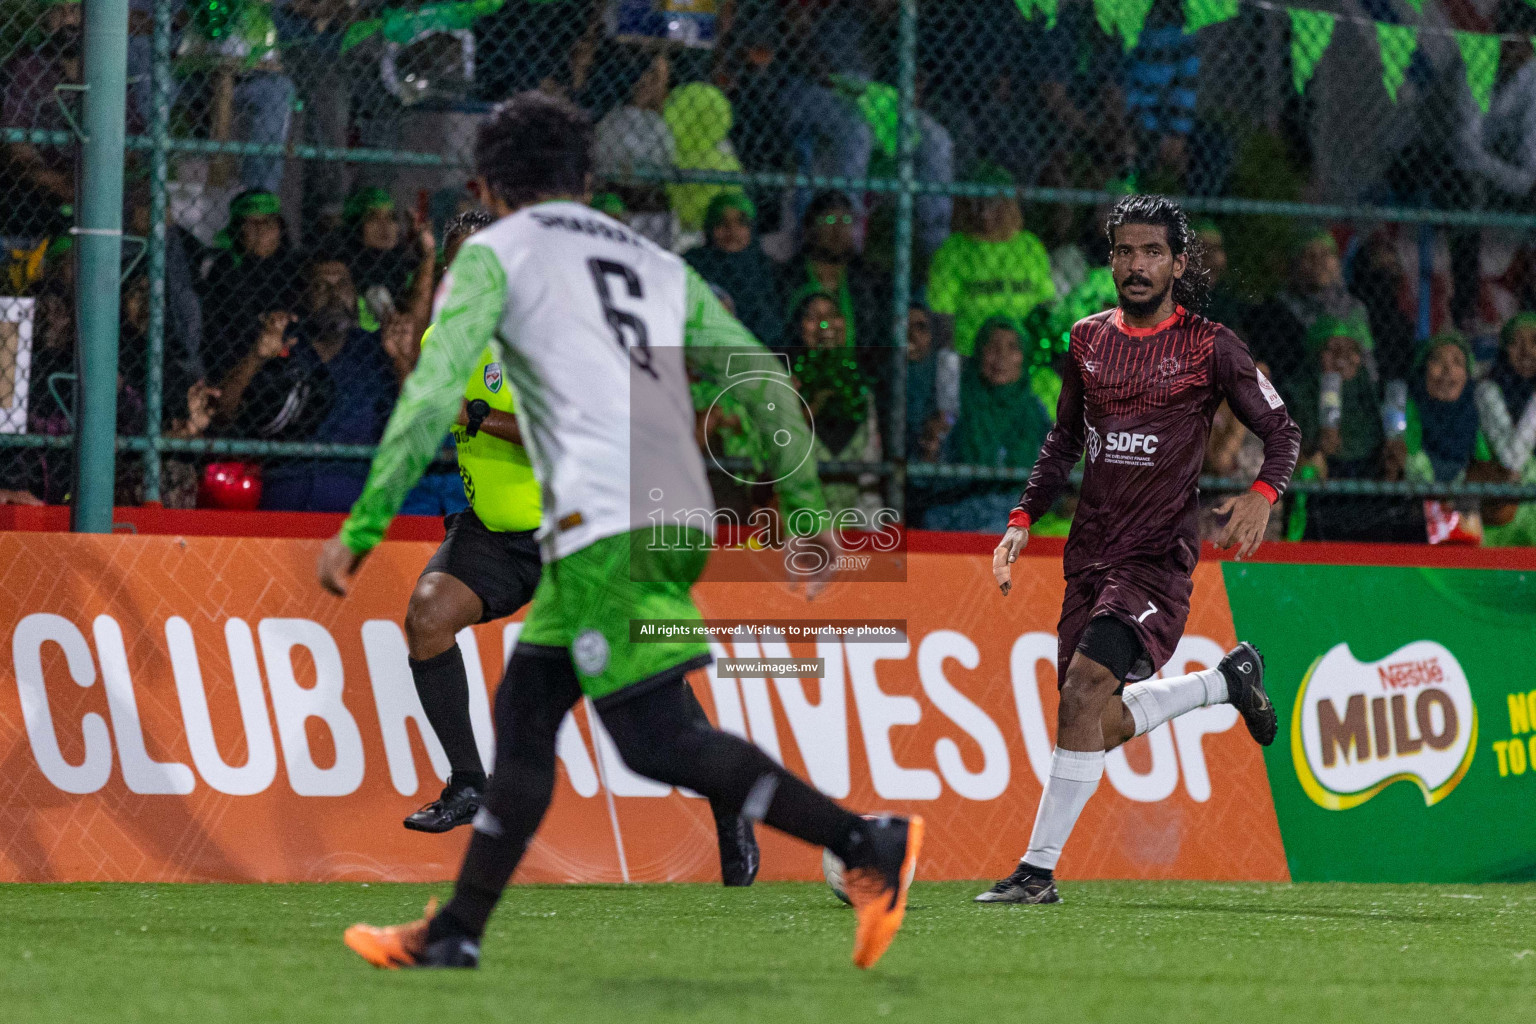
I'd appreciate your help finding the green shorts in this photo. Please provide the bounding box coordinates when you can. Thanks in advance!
[518,528,712,700]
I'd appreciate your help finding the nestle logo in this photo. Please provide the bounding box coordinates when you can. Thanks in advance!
[1378,658,1444,690]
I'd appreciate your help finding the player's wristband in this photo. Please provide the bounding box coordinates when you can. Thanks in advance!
[1250,481,1279,505]
[1008,508,1031,530]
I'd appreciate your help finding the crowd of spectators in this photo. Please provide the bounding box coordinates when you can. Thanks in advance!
[1,0,1534,545]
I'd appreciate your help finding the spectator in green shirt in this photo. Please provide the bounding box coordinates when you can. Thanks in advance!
[926,166,1055,357]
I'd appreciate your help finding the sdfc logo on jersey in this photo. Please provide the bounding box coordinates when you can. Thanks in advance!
[1293,641,1476,811]
[1089,427,1159,467]
[1158,356,1181,380]
[1106,431,1159,455]
[484,362,504,393]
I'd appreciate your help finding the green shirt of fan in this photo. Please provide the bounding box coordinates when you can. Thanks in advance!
[424,324,541,533]
[928,231,1056,357]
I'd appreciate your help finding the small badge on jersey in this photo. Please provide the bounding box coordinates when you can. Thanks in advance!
[484,362,504,393]
[1256,367,1284,409]
[573,630,610,677]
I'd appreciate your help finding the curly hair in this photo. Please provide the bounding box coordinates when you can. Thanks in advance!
[474,91,594,210]
[443,208,495,249]
[1104,194,1210,313]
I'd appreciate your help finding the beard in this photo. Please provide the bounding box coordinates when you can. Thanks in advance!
[302,302,355,341]
[1117,276,1173,319]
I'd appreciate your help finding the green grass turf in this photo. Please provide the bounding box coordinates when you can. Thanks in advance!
[2,881,1534,1023]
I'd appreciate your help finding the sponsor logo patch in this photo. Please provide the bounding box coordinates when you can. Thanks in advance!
[1256,368,1284,410]
[1088,428,1159,467]
[484,362,504,393]
[1293,641,1477,810]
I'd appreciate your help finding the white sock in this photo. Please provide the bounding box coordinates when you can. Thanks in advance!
[1121,667,1227,738]
[1021,748,1105,872]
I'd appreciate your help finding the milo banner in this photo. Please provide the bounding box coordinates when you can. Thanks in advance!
[0,533,1284,885]
[1225,563,1536,883]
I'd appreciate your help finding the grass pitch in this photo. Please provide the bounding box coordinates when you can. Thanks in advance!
[2,880,1533,1023]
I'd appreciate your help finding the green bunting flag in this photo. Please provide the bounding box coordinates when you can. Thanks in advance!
[1184,0,1238,34]
[1122,0,1156,50]
[1094,0,1156,51]
[342,0,505,52]
[1288,9,1336,95]
[1456,31,1500,114]
[1376,22,1419,103]
[1013,0,1059,30]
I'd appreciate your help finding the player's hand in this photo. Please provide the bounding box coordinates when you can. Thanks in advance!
[992,525,1028,595]
[789,529,842,601]
[317,533,368,597]
[1214,490,1271,561]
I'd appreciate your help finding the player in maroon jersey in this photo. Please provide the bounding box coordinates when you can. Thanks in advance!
[977,195,1301,904]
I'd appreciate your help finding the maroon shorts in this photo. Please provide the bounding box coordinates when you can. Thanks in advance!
[1055,559,1193,685]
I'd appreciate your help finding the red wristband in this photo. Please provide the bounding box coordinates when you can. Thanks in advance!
[1250,481,1279,505]
[1008,508,1032,530]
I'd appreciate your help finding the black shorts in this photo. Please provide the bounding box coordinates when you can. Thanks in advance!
[422,509,543,623]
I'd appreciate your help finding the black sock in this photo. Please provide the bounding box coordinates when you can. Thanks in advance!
[758,770,862,861]
[434,645,581,942]
[431,828,524,942]
[1020,862,1054,880]
[448,771,488,792]
[674,678,752,833]
[409,646,486,788]
[596,679,864,862]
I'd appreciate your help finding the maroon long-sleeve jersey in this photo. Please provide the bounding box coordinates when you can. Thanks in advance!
[1013,306,1301,578]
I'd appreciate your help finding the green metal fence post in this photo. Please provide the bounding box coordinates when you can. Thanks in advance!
[887,0,918,518]
[72,0,131,531]
[142,0,171,504]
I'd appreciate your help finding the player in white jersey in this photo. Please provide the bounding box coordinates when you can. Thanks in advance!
[316,92,921,972]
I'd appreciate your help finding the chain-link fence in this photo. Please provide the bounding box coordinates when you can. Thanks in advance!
[5,0,1536,543]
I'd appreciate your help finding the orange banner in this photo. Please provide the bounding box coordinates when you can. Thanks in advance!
[0,534,1287,884]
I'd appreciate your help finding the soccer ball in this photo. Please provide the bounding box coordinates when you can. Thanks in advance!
[822,847,852,905]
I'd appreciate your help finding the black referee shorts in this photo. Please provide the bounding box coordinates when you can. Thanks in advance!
[421,509,543,623]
